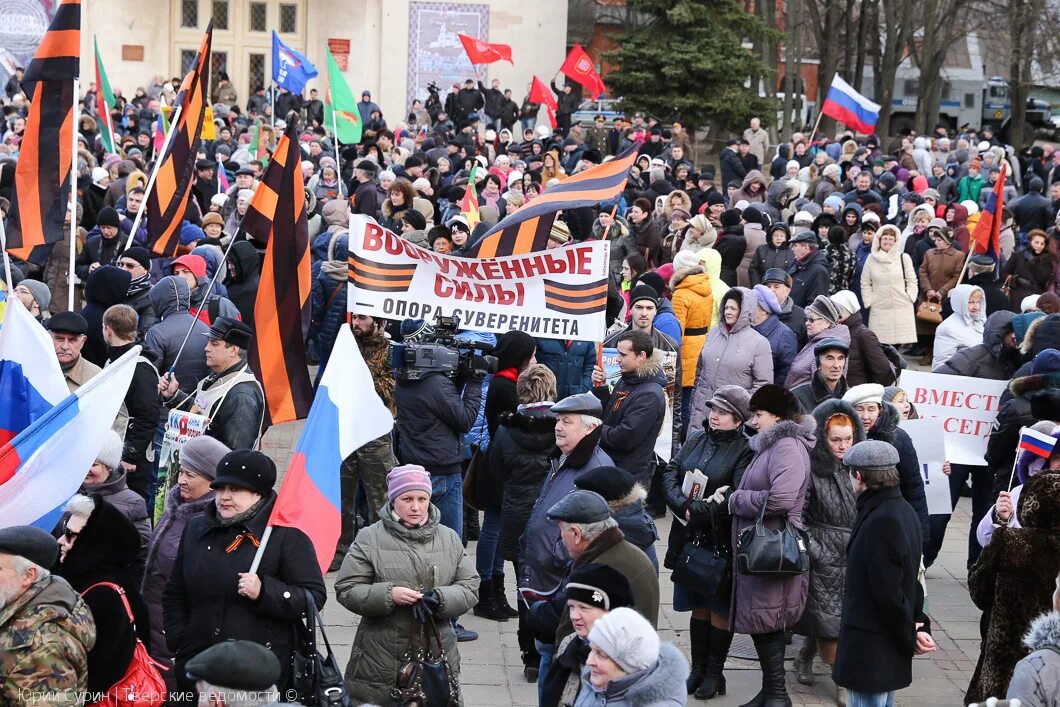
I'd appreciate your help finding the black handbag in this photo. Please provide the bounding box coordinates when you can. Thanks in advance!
[392,616,461,707]
[735,490,810,576]
[291,588,352,706]
[672,511,731,601]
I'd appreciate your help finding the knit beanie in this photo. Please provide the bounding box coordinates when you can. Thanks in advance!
[587,607,661,674]
[96,207,121,228]
[805,295,841,327]
[19,279,51,311]
[720,209,742,228]
[179,436,231,480]
[387,465,433,503]
[673,250,701,272]
[95,430,124,471]
[495,331,537,371]
[830,290,860,318]
[753,284,782,316]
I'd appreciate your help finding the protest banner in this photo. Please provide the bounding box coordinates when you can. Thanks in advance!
[347,215,610,341]
[153,409,209,521]
[600,346,677,462]
[899,418,952,515]
[897,370,1007,465]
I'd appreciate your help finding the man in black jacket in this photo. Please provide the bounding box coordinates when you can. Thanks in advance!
[792,338,849,413]
[350,159,380,219]
[550,77,580,136]
[103,304,162,509]
[833,441,935,706]
[479,78,504,131]
[1011,177,1052,233]
[719,139,747,188]
[787,232,830,308]
[590,330,667,488]
[763,268,808,348]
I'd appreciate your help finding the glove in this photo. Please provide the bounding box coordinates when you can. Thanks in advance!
[411,590,441,624]
[707,485,730,505]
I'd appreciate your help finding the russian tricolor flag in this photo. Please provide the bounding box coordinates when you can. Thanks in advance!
[0,345,140,528]
[217,158,230,194]
[820,75,881,135]
[0,298,68,446]
[1019,426,1057,459]
[268,324,394,573]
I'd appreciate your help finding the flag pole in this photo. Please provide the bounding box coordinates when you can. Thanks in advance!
[124,105,185,251]
[809,108,824,143]
[956,161,1007,285]
[249,525,273,573]
[0,220,14,292]
[331,103,342,191]
[68,78,80,311]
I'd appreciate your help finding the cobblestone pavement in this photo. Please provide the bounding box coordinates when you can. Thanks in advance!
[261,420,979,706]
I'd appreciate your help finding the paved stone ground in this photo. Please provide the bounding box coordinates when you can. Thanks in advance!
[259,421,980,707]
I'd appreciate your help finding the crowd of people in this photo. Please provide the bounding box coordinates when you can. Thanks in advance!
[2,67,1060,707]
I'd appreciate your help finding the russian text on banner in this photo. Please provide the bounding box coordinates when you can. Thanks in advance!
[347,216,610,341]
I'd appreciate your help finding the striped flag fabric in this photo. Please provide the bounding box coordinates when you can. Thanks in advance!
[971,161,1007,265]
[467,144,639,258]
[4,0,80,258]
[269,325,393,572]
[244,125,313,425]
[0,298,67,446]
[144,21,213,257]
[217,158,230,194]
[820,74,880,135]
[460,164,481,230]
[1019,426,1057,459]
[93,36,117,154]
[543,278,608,315]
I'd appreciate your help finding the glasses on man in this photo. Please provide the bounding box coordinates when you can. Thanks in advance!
[118,261,140,270]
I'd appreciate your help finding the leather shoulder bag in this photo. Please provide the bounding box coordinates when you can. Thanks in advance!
[735,490,810,576]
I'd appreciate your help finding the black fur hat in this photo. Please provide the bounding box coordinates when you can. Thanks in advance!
[749,384,801,420]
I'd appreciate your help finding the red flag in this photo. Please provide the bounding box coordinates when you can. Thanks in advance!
[530,75,558,129]
[971,162,1006,260]
[458,34,513,65]
[559,44,606,99]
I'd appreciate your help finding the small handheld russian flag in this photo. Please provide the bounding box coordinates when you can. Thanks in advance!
[1019,427,1057,459]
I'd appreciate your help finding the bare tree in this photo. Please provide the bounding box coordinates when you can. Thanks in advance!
[910,0,977,134]
[874,0,915,137]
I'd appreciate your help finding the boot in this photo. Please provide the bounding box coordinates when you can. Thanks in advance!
[472,578,509,622]
[685,618,710,694]
[695,625,733,699]
[755,631,792,707]
[464,504,480,542]
[793,638,816,685]
[493,575,519,618]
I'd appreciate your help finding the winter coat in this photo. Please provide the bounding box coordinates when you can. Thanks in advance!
[125,285,158,337]
[966,271,1010,317]
[662,426,753,580]
[932,284,987,369]
[79,469,150,566]
[934,310,1018,379]
[491,407,558,561]
[865,403,930,542]
[75,231,124,281]
[714,225,746,288]
[862,232,918,345]
[792,400,864,640]
[791,371,849,414]
[688,287,774,430]
[183,359,266,451]
[918,243,964,300]
[785,324,851,389]
[164,492,327,692]
[779,295,808,349]
[593,354,667,487]
[729,417,814,634]
[395,373,485,472]
[225,240,261,327]
[0,574,95,706]
[310,234,349,377]
[651,298,683,348]
[535,338,596,400]
[1004,248,1054,311]
[737,223,767,288]
[844,310,895,386]
[698,248,730,329]
[831,487,925,693]
[1007,610,1060,707]
[788,248,830,307]
[629,218,663,268]
[754,313,798,385]
[669,265,713,388]
[79,265,132,367]
[142,485,214,671]
[987,370,1060,496]
[826,243,856,295]
[335,503,478,706]
[967,472,1060,704]
[58,497,150,695]
[145,276,210,396]
[107,343,161,469]
[519,428,613,598]
[749,242,795,287]
[572,642,689,707]
[608,487,660,571]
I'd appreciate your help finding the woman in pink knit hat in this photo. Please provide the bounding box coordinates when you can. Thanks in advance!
[335,464,479,705]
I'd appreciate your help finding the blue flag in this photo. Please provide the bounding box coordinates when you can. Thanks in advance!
[272,31,317,93]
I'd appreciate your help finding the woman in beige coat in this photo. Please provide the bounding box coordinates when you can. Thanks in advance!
[861,225,918,345]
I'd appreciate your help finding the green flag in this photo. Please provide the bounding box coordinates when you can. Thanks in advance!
[93,36,117,154]
[324,49,361,144]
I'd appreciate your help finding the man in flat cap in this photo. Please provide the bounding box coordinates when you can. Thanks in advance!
[0,526,97,705]
[46,312,102,393]
[833,440,935,707]
[186,640,284,706]
[518,393,612,688]
[159,316,265,450]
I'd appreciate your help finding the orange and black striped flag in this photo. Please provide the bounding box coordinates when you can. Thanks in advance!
[245,125,313,425]
[466,143,640,259]
[144,21,213,257]
[543,278,608,315]
[349,255,417,293]
[5,0,80,260]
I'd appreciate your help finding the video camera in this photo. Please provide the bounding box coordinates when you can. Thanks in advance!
[391,314,498,381]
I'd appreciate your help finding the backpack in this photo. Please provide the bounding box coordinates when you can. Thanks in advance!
[83,582,166,707]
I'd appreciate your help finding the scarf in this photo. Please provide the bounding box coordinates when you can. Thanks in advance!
[321,259,348,283]
[126,272,152,299]
[216,493,269,528]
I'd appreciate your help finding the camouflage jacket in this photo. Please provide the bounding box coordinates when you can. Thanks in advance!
[359,332,396,414]
[0,575,96,706]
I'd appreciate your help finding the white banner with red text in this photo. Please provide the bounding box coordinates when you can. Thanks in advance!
[896,370,1007,466]
[346,215,611,341]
